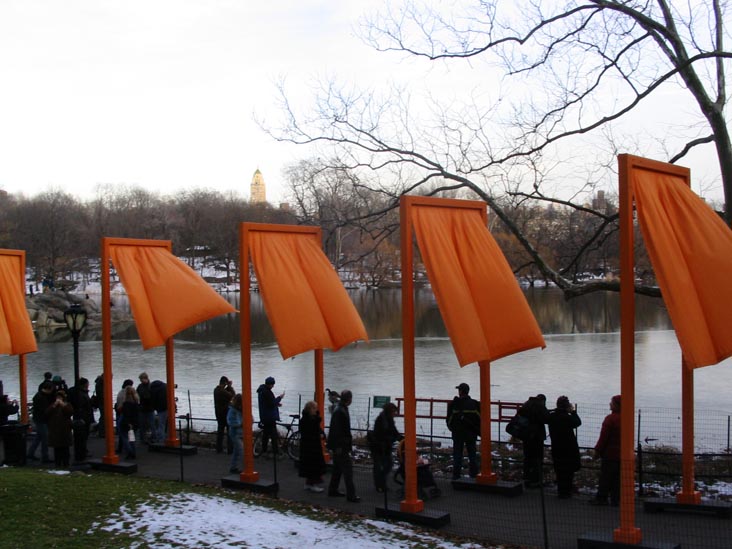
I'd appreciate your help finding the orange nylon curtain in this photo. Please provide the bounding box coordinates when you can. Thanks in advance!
[110,245,236,349]
[249,231,368,359]
[0,255,37,355]
[632,171,732,368]
[412,205,545,366]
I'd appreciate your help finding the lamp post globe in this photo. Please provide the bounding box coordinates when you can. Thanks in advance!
[64,303,87,385]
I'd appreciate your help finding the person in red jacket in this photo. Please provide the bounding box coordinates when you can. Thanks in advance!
[590,394,621,506]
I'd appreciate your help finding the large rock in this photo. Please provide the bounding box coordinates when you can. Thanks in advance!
[33,291,71,311]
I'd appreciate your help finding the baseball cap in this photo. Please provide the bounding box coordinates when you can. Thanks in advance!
[456,383,470,393]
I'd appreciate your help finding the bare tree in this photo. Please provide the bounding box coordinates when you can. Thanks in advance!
[283,158,401,283]
[266,0,729,297]
[8,190,90,282]
[362,0,731,219]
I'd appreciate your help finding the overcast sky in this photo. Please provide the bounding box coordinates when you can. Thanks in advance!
[0,1,390,205]
[0,1,725,206]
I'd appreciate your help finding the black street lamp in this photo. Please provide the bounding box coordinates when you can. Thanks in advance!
[64,303,87,385]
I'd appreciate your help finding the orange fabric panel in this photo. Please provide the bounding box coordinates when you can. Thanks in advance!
[249,231,368,359]
[0,255,37,355]
[632,171,732,368]
[110,245,236,350]
[412,205,545,366]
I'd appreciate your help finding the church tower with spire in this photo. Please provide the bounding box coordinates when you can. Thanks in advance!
[250,168,266,203]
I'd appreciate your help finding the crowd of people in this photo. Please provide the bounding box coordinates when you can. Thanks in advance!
[18,371,169,466]
[5,370,620,504]
[218,375,618,505]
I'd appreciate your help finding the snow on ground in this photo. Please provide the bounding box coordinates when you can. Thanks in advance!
[90,493,488,549]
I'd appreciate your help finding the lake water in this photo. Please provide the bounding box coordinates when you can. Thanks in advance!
[2,288,731,450]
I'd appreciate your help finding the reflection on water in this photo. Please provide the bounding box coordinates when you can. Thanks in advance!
[169,287,674,344]
[31,287,675,345]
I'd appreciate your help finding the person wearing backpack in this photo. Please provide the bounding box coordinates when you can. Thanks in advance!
[518,393,550,488]
[446,383,480,480]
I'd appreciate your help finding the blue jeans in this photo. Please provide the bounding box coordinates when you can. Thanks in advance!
[229,427,243,470]
[452,437,478,479]
[27,422,49,460]
[154,410,167,442]
[139,411,155,443]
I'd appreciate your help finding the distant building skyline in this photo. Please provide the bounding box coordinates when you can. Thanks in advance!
[250,168,266,203]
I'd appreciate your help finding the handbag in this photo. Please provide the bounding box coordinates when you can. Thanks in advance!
[505,413,530,441]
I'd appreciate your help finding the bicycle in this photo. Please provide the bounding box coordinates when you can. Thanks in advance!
[253,414,301,460]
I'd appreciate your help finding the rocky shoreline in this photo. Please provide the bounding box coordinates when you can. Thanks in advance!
[26,291,134,340]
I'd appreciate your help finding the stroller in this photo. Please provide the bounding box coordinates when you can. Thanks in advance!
[393,440,441,499]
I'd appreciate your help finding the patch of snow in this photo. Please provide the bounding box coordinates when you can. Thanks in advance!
[89,493,485,548]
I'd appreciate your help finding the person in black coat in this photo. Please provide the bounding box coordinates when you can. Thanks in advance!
[93,374,105,438]
[446,383,481,480]
[298,401,326,492]
[119,386,140,460]
[0,394,18,426]
[370,402,400,493]
[67,377,94,463]
[548,395,582,498]
[214,376,235,454]
[518,394,550,488]
[327,389,360,502]
[256,376,284,455]
[27,382,54,462]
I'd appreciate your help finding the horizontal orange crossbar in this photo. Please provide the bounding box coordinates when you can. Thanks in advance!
[401,195,487,212]
[620,154,690,179]
[242,223,321,235]
[104,237,172,249]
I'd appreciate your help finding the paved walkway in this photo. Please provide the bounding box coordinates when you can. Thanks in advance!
[36,436,731,549]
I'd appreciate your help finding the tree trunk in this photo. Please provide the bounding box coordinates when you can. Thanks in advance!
[709,109,732,224]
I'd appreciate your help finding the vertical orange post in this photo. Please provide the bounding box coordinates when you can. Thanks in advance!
[1,249,31,423]
[239,224,259,482]
[17,251,29,424]
[101,238,119,465]
[164,338,180,446]
[615,154,642,544]
[677,357,701,503]
[18,354,28,423]
[476,360,497,484]
[314,349,324,420]
[400,196,424,513]
[314,348,330,462]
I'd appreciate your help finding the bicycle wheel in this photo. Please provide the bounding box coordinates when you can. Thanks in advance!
[253,430,263,457]
[287,430,301,461]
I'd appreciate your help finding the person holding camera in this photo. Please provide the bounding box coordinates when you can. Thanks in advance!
[256,376,284,456]
[47,390,73,468]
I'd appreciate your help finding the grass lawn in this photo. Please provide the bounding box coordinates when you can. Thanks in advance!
[0,467,498,549]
